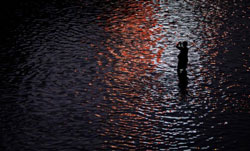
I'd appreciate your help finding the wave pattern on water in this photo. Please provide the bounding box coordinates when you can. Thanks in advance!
[0,0,249,150]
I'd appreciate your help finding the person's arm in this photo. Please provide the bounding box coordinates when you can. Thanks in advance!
[176,42,182,49]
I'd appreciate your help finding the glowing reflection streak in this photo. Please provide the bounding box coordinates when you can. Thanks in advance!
[94,0,233,149]
[96,1,171,149]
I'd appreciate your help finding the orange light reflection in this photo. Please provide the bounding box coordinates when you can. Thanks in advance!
[96,1,168,149]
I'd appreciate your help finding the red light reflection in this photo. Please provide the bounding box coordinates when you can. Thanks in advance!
[95,1,168,149]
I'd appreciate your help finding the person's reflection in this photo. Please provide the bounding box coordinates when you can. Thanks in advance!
[176,41,189,96]
[178,69,188,95]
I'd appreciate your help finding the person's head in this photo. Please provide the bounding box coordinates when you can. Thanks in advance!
[183,41,188,47]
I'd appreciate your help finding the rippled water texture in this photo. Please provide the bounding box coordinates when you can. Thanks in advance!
[1,0,250,150]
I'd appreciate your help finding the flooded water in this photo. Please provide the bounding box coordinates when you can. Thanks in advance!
[1,0,250,150]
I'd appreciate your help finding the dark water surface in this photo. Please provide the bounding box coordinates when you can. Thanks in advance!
[1,0,250,150]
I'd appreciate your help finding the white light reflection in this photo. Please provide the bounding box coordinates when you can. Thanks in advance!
[150,0,205,98]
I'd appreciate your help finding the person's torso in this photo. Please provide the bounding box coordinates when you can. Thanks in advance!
[178,48,188,60]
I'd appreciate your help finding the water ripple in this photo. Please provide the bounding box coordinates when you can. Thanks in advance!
[1,0,249,150]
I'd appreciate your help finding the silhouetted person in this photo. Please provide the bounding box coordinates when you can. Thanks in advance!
[176,41,189,96]
[176,41,189,74]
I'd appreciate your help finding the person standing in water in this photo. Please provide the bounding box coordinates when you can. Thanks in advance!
[176,41,189,96]
[176,41,189,74]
